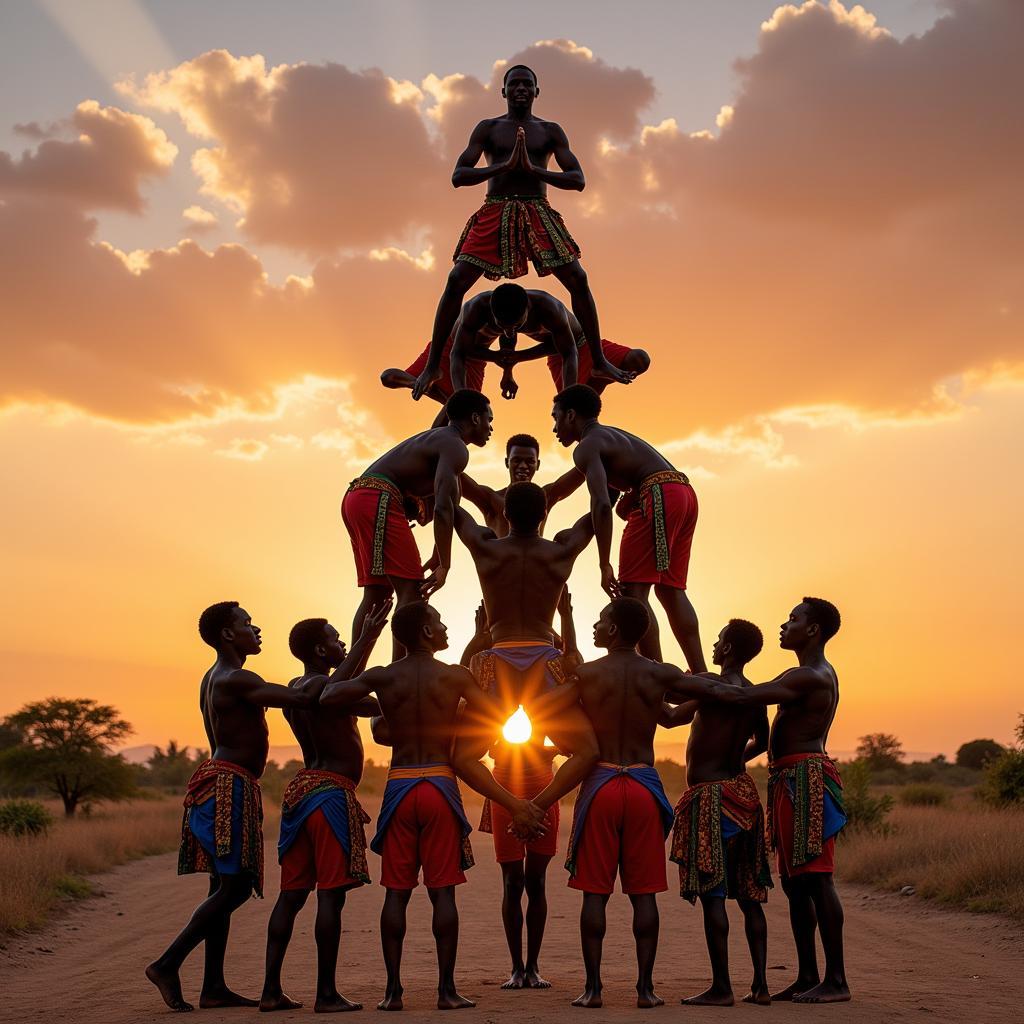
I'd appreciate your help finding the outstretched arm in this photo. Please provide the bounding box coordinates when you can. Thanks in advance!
[709,667,823,707]
[659,700,698,728]
[553,512,596,561]
[224,670,322,709]
[453,504,495,553]
[573,441,616,595]
[320,667,381,708]
[458,473,500,523]
[451,120,510,188]
[544,466,585,509]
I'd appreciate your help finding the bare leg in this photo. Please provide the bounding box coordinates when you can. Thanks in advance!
[551,261,633,385]
[147,873,253,1013]
[683,894,733,1005]
[654,583,706,672]
[619,583,662,661]
[572,893,608,1008]
[314,887,361,1012]
[499,861,527,988]
[378,888,410,1010]
[794,875,850,1003]
[414,263,483,399]
[380,369,450,425]
[202,875,260,1007]
[773,874,820,1001]
[523,852,552,988]
[428,886,474,1009]
[352,584,393,659]
[739,899,771,1005]
[259,889,308,1011]
[629,894,663,1008]
[389,577,428,661]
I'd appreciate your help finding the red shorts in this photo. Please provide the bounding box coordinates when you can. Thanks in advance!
[569,777,668,895]
[379,782,467,890]
[405,339,486,400]
[772,781,837,878]
[341,481,424,587]
[279,808,363,891]
[618,481,698,590]
[454,196,581,280]
[490,765,559,863]
[547,339,634,391]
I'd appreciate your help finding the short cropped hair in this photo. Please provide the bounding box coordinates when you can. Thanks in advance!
[608,597,651,646]
[721,618,763,665]
[391,602,435,648]
[506,433,540,456]
[289,618,329,661]
[490,283,529,324]
[199,601,240,648]
[802,596,841,642]
[503,64,538,86]
[445,389,491,422]
[504,482,547,532]
[553,384,602,419]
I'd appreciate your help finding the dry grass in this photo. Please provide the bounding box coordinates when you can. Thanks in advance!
[0,798,183,933]
[838,800,1024,919]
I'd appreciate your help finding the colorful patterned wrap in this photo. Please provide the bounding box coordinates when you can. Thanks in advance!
[670,771,773,903]
[342,473,425,584]
[278,768,371,886]
[371,764,475,872]
[768,753,847,869]
[638,470,691,574]
[565,762,674,877]
[178,758,264,897]
[453,195,581,280]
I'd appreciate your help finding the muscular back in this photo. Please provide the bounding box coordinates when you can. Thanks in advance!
[479,117,565,197]
[284,676,365,783]
[367,429,467,498]
[686,675,767,786]
[768,663,840,761]
[577,425,674,492]
[200,666,270,778]
[574,653,670,766]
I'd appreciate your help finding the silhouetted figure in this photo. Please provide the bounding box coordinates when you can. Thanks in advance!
[412,64,633,401]
[552,384,706,671]
[455,482,601,988]
[663,619,773,1007]
[460,432,582,538]
[556,599,726,1009]
[259,603,391,1013]
[146,602,327,1013]
[342,389,493,656]
[319,603,547,1011]
[710,598,850,1004]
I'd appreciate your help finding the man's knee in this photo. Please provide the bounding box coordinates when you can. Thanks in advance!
[561,263,589,291]
[625,349,651,374]
[446,262,479,294]
[380,368,406,389]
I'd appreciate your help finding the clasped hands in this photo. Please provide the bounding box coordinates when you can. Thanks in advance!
[504,126,535,175]
[507,798,547,840]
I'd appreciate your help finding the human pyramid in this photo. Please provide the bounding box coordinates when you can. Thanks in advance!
[147,65,850,1014]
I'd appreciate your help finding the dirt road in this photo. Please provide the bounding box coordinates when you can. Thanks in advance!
[2,797,1023,1022]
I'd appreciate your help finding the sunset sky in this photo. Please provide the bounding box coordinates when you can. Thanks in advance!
[1,0,1021,763]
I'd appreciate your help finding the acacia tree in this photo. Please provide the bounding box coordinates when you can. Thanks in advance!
[855,732,906,772]
[0,698,135,816]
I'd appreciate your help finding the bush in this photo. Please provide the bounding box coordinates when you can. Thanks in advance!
[956,738,1006,770]
[841,759,894,836]
[0,799,53,837]
[978,749,1024,806]
[898,784,950,807]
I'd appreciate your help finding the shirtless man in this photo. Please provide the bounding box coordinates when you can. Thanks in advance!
[412,64,632,401]
[552,384,706,672]
[454,481,600,988]
[146,602,326,1013]
[260,603,391,1013]
[342,389,493,652]
[710,598,849,1004]
[319,603,554,1011]
[559,599,727,1009]
[663,619,772,1007]
[460,432,582,538]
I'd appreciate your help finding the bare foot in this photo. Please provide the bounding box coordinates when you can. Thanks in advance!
[591,361,635,386]
[259,991,303,1012]
[571,988,603,1008]
[793,980,851,1004]
[682,985,735,1007]
[315,993,362,1013]
[202,987,260,1009]
[743,985,772,1006]
[772,978,817,1002]
[502,969,526,990]
[146,962,194,1012]
[376,988,403,1011]
[637,987,664,1009]
[437,991,475,1010]
[524,968,551,990]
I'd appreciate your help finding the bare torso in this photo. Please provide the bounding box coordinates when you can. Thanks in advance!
[479,117,565,198]
[575,652,670,766]
[367,428,467,498]
[768,662,840,761]
[200,665,270,778]
[283,675,365,783]
[578,425,675,492]
[455,291,583,362]
[685,672,766,786]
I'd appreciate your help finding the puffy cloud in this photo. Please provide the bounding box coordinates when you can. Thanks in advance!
[0,100,176,211]
[216,438,268,461]
[182,204,218,231]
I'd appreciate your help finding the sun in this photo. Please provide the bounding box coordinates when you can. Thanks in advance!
[502,705,532,744]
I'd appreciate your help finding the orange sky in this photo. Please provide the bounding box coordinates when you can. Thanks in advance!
[1,2,1022,760]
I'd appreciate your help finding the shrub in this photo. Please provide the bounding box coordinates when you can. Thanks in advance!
[956,738,1006,770]
[978,749,1024,806]
[0,799,54,837]
[841,759,894,836]
[898,784,950,807]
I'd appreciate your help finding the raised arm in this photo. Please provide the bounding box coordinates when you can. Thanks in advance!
[451,119,510,188]
[553,512,596,560]
[557,588,580,667]
[543,465,585,509]
[320,666,381,708]
[460,603,493,666]
[453,504,495,554]
[458,473,501,523]
[522,123,584,191]
[573,440,616,595]
[422,440,470,598]
[332,598,393,680]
